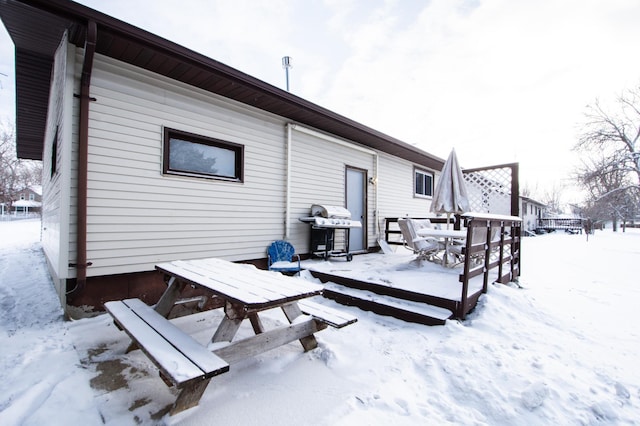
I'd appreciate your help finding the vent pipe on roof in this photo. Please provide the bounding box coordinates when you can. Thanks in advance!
[282,56,292,92]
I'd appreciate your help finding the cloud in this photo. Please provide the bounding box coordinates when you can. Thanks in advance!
[0,27,15,120]
[2,0,639,202]
[306,0,640,199]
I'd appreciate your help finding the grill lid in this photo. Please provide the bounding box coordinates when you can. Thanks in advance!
[311,204,352,219]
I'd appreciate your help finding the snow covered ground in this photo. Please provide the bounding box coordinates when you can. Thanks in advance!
[1,218,639,425]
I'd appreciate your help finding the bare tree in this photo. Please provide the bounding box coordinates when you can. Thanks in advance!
[0,121,42,210]
[576,153,639,230]
[520,182,538,199]
[574,85,640,229]
[0,122,18,207]
[539,184,564,215]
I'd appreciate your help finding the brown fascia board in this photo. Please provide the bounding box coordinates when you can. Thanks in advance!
[5,0,444,170]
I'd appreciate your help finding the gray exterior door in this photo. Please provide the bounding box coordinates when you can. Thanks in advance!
[346,167,366,252]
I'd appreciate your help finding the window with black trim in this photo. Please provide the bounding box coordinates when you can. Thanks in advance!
[163,128,244,182]
[51,126,58,177]
[414,168,433,197]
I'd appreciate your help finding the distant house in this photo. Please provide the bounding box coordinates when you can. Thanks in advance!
[13,187,42,214]
[1,0,449,316]
[519,196,546,232]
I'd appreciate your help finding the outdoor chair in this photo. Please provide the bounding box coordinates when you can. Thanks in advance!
[443,238,466,267]
[397,218,443,262]
[267,240,301,274]
[449,225,502,267]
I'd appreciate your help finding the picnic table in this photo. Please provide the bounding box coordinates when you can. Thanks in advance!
[105,257,356,415]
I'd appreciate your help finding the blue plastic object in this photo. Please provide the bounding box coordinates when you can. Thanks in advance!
[267,240,301,274]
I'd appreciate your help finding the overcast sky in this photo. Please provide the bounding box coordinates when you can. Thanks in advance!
[1,0,640,202]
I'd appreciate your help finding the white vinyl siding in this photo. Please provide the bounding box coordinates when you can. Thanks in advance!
[42,33,74,291]
[377,152,438,225]
[80,54,287,276]
[56,46,442,279]
[288,127,376,252]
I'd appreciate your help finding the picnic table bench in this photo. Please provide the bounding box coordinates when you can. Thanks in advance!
[105,257,357,415]
[105,298,229,414]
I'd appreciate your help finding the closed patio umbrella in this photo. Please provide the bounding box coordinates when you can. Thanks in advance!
[430,148,469,228]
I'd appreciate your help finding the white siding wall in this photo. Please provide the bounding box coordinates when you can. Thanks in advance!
[521,200,544,231]
[59,49,443,278]
[520,201,538,231]
[77,54,292,277]
[377,152,438,226]
[41,33,74,294]
[288,127,376,252]
[66,48,82,278]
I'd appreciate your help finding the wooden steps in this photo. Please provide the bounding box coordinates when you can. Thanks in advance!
[320,281,454,326]
[308,269,477,326]
[309,270,461,313]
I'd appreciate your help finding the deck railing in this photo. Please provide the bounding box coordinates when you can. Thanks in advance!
[537,218,583,233]
[384,216,457,246]
[383,213,522,320]
[457,213,522,319]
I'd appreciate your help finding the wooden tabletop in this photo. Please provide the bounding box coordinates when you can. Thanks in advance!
[416,228,467,239]
[156,258,323,310]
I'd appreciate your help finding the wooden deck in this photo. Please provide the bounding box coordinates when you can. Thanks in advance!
[301,252,487,326]
[302,214,522,326]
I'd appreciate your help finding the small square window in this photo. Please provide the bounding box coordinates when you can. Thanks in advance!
[414,168,433,197]
[163,128,244,182]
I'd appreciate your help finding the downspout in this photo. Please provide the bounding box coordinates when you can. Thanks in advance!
[73,20,97,294]
[284,123,293,239]
[374,153,379,239]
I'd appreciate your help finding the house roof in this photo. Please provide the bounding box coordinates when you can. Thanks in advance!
[30,184,42,196]
[519,196,546,207]
[12,199,41,207]
[0,0,444,171]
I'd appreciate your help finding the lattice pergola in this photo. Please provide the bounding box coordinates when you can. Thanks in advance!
[462,163,519,216]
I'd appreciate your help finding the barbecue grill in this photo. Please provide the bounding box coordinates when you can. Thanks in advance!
[299,204,362,261]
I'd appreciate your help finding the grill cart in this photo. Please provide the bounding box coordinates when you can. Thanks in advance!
[299,204,362,261]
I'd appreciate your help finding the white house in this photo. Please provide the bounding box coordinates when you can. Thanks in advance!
[1,0,448,316]
[12,185,42,216]
[519,196,546,232]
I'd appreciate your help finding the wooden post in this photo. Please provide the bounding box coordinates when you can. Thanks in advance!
[212,302,245,343]
[483,220,491,292]
[171,379,212,415]
[155,277,186,317]
[281,303,318,351]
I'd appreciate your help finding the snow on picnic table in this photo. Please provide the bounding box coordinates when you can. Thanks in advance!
[0,218,639,425]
